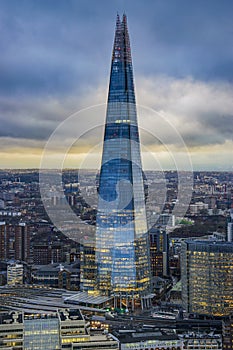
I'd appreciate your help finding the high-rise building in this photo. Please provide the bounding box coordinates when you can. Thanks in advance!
[95,14,151,303]
[80,240,96,293]
[14,223,30,263]
[32,242,63,265]
[222,315,233,350]
[181,240,233,316]
[0,222,9,260]
[32,243,51,265]
[149,227,169,277]
[0,222,30,262]
[227,209,233,242]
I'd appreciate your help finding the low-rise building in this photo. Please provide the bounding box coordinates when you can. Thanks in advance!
[7,263,24,285]
[180,332,222,350]
[0,311,24,349]
[24,313,60,350]
[114,329,182,350]
[0,308,119,350]
[31,263,80,290]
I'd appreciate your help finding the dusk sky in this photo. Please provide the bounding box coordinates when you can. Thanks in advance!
[1,0,233,170]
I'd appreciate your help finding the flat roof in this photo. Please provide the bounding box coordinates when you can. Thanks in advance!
[115,330,179,343]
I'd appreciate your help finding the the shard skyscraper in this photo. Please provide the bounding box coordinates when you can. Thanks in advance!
[96,14,151,303]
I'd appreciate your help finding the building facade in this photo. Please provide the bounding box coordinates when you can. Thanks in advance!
[181,333,222,350]
[14,223,30,263]
[24,313,60,350]
[0,222,10,260]
[31,263,80,290]
[0,311,24,349]
[114,329,182,350]
[181,240,233,316]
[0,222,30,262]
[149,227,169,277]
[7,263,24,285]
[222,315,233,350]
[0,309,119,350]
[95,14,151,301]
[227,209,233,242]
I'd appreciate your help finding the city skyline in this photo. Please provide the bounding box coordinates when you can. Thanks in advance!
[0,0,233,171]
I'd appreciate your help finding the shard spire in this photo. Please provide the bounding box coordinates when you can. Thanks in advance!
[95,14,151,301]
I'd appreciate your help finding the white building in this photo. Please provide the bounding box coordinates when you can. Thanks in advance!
[7,263,24,285]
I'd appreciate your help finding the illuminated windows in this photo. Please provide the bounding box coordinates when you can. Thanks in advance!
[95,15,151,297]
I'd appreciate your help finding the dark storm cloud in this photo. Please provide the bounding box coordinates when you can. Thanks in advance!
[0,0,113,96]
[0,0,232,145]
[1,0,232,95]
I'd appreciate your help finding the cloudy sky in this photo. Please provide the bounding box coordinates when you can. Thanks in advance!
[1,0,233,170]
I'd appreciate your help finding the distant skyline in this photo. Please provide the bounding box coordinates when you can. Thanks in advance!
[0,0,233,170]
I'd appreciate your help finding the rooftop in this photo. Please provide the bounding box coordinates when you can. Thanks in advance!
[58,308,83,322]
[113,329,179,343]
[0,311,23,325]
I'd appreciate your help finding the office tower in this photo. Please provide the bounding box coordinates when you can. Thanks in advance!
[0,222,9,260]
[32,242,63,265]
[14,223,30,262]
[149,227,169,277]
[181,240,233,316]
[80,240,96,293]
[32,244,51,265]
[227,209,233,241]
[95,14,151,303]
[0,223,30,262]
[222,316,233,350]
[24,313,60,350]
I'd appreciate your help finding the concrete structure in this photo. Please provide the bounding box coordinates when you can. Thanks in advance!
[14,223,30,263]
[0,222,30,262]
[7,263,24,285]
[0,311,23,349]
[180,332,222,349]
[222,315,233,350]
[189,202,208,215]
[0,309,119,350]
[113,329,182,350]
[32,242,63,265]
[0,222,9,260]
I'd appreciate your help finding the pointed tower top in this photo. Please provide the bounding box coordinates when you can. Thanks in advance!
[116,13,121,28]
[112,13,132,65]
[122,13,127,24]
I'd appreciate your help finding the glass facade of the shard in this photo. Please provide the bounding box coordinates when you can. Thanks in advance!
[95,14,151,297]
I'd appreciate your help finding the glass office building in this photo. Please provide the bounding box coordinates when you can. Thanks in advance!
[95,14,151,299]
[181,240,233,316]
[24,314,60,350]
